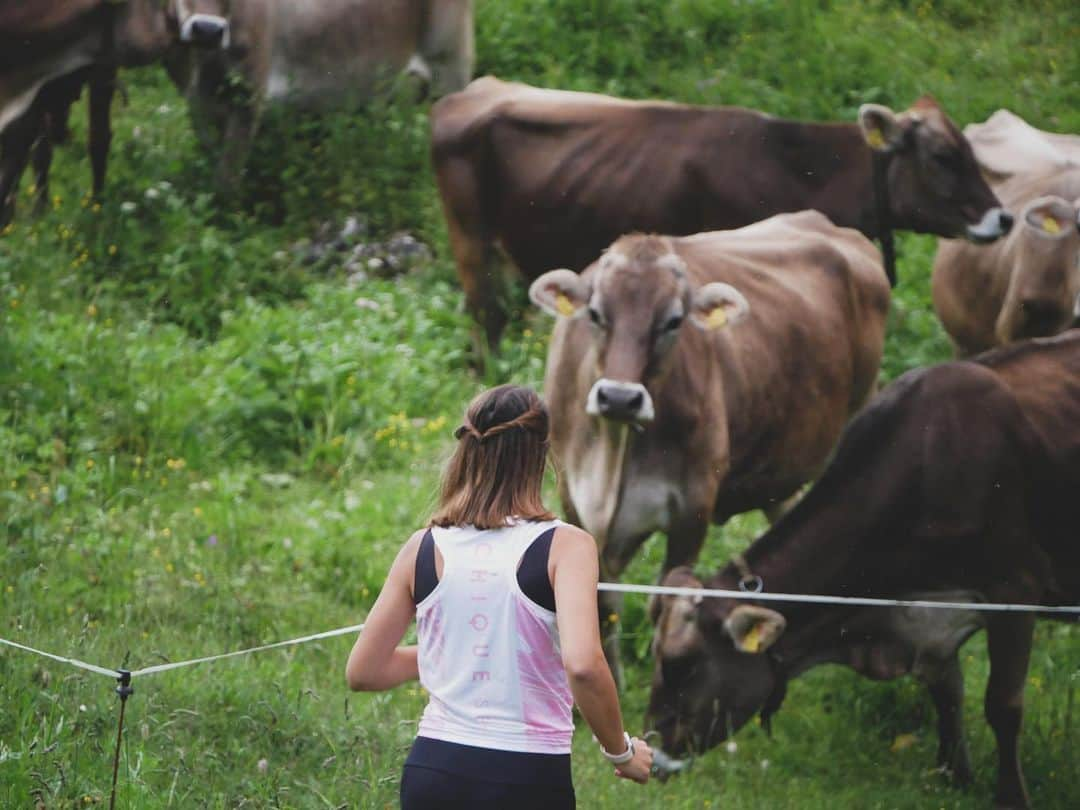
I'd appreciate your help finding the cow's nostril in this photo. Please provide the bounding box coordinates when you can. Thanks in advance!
[998,211,1014,233]
[597,388,610,406]
[628,391,644,411]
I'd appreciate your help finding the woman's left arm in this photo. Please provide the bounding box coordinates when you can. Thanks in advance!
[345,530,424,691]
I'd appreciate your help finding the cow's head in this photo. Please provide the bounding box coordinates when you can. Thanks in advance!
[995,194,1080,343]
[859,96,1012,243]
[119,0,230,60]
[645,567,787,777]
[171,0,231,49]
[530,236,749,424]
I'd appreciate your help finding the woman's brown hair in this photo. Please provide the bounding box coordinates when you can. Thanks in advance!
[429,384,556,529]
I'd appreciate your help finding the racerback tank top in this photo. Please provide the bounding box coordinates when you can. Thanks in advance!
[414,519,574,754]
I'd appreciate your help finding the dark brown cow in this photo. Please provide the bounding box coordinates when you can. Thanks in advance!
[530,211,890,681]
[434,76,1011,348]
[933,167,1080,355]
[0,0,229,227]
[646,330,1080,809]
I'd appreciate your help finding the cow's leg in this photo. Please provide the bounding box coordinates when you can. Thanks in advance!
[217,105,256,191]
[922,652,973,785]
[419,0,475,96]
[660,513,710,573]
[983,612,1034,809]
[435,157,509,358]
[30,131,53,217]
[88,64,117,199]
[0,113,39,229]
[598,532,651,692]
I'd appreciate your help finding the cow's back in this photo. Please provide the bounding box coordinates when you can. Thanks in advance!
[672,212,889,516]
[677,211,889,410]
[432,78,773,277]
[978,332,1080,572]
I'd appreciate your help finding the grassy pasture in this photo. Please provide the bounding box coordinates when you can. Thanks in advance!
[2,0,1080,807]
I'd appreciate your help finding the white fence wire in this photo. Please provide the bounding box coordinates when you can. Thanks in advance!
[3,581,1078,679]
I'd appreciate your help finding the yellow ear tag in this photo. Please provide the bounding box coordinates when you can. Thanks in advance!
[706,306,728,330]
[555,293,576,317]
[742,623,761,653]
[1042,216,1061,234]
[866,128,886,150]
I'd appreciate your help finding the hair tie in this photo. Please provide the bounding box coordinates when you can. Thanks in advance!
[454,406,547,442]
[454,420,484,441]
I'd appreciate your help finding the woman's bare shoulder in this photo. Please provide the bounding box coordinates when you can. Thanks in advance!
[400,527,430,557]
[553,523,594,543]
[551,524,597,559]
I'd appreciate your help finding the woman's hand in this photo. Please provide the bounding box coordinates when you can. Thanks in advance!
[614,737,654,784]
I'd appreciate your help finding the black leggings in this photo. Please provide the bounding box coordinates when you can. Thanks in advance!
[400,737,575,810]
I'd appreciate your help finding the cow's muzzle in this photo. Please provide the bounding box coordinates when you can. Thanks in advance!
[650,746,693,782]
[965,207,1013,244]
[586,379,655,423]
[181,15,230,49]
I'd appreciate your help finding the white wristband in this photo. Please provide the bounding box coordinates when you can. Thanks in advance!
[601,732,635,765]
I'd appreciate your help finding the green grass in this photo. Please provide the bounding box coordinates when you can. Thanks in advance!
[3,0,1080,807]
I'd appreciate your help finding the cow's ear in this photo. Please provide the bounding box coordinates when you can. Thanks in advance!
[1022,195,1072,237]
[690,282,750,331]
[858,104,909,153]
[724,605,786,654]
[651,566,704,623]
[529,270,591,319]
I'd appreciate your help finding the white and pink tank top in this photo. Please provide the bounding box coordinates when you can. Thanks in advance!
[415,519,574,754]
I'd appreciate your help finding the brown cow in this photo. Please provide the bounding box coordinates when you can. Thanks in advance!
[646,330,1080,809]
[932,168,1080,355]
[648,569,983,784]
[0,0,229,227]
[434,76,1011,349]
[169,0,474,185]
[530,211,890,680]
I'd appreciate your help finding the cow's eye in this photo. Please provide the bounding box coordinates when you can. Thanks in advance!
[664,314,684,332]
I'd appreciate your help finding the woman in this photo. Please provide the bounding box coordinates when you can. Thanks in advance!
[346,384,653,808]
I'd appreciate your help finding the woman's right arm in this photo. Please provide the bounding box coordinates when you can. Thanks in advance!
[551,525,653,784]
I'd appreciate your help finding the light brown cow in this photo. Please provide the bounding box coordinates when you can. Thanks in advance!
[434,76,1010,350]
[170,0,474,184]
[932,167,1080,355]
[529,211,890,678]
[964,109,1080,185]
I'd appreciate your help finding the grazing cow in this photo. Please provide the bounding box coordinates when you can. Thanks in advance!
[964,109,1080,185]
[932,167,1080,355]
[170,0,474,184]
[646,330,1080,809]
[648,568,983,784]
[530,211,890,680]
[0,0,229,227]
[433,76,1011,349]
